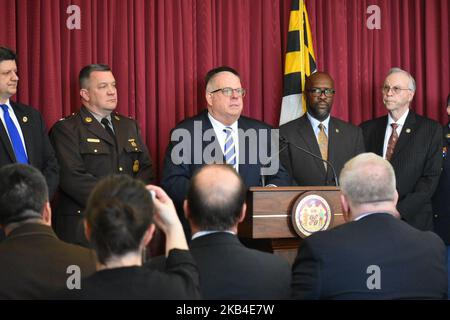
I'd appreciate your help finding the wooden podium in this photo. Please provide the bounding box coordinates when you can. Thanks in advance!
[238,186,345,265]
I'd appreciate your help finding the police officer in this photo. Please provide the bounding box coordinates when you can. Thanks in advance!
[50,64,153,245]
[432,93,450,298]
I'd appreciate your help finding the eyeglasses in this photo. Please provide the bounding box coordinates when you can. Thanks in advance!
[382,85,411,95]
[307,88,336,97]
[209,87,246,97]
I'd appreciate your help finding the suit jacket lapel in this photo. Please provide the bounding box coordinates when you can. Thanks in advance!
[391,111,416,160]
[200,111,223,164]
[373,116,388,156]
[80,107,115,145]
[10,102,34,164]
[0,113,16,162]
[297,115,326,176]
[110,113,125,152]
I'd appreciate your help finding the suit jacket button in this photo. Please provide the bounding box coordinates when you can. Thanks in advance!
[119,167,123,172]
[434,214,438,218]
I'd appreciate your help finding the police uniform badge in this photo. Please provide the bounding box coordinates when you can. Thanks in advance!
[133,160,140,173]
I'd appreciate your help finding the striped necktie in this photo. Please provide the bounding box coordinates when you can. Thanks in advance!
[223,126,236,169]
[0,104,28,163]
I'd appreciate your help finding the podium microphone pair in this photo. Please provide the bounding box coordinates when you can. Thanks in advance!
[261,135,339,187]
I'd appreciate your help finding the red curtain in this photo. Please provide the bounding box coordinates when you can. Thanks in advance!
[0,0,448,180]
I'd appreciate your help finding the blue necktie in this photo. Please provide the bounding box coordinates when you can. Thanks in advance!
[0,104,28,163]
[223,127,236,169]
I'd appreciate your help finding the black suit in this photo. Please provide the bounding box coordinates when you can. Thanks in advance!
[432,123,450,244]
[49,106,153,245]
[0,101,59,197]
[161,110,291,233]
[292,213,447,300]
[280,114,365,186]
[58,249,200,300]
[360,111,442,230]
[147,232,291,299]
[0,223,96,299]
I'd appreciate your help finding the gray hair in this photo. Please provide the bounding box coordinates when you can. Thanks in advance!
[339,153,396,205]
[387,67,416,91]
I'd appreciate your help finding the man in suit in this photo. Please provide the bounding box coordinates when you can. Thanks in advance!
[0,164,95,299]
[292,153,447,300]
[432,93,450,298]
[360,68,442,231]
[151,164,291,299]
[280,71,364,186]
[49,64,153,245]
[161,66,291,236]
[0,47,58,198]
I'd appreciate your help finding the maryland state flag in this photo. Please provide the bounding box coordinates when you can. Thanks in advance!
[279,0,317,126]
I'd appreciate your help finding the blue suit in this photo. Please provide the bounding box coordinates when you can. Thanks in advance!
[161,110,291,234]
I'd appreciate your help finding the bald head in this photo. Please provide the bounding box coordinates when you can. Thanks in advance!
[186,164,247,231]
[304,72,335,121]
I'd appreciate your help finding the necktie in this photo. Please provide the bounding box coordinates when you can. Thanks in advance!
[223,127,236,169]
[386,123,399,161]
[0,104,28,163]
[101,117,115,140]
[317,123,328,169]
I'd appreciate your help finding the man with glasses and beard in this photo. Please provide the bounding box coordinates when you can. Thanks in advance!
[280,71,365,186]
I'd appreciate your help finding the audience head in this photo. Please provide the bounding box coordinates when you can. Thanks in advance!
[382,67,415,115]
[185,164,247,234]
[0,164,50,231]
[0,47,19,101]
[85,175,155,265]
[205,66,244,126]
[304,72,335,121]
[339,153,398,221]
[79,64,117,116]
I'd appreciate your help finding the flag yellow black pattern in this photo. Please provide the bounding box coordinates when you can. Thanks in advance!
[280,0,317,126]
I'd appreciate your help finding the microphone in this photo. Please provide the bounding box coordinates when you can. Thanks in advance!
[280,135,339,186]
[260,141,289,187]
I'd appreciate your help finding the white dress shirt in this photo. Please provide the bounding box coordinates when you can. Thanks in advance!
[0,99,29,156]
[382,109,409,159]
[208,112,239,172]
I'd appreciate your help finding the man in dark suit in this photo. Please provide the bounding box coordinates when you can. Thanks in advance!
[161,66,291,235]
[292,153,447,300]
[280,72,364,186]
[0,164,95,299]
[150,164,291,299]
[360,68,442,231]
[49,64,153,245]
[432,93,450,298]
[0,47,58,198]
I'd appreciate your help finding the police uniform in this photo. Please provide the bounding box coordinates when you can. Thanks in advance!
[49,106,153,245]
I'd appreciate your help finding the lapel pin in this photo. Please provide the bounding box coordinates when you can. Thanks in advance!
[115,115,120,121]
[405,128,411,133]
[445,133,450,139]
[22,116,28,123]
[85,117,93,123]
[335,128,339,133]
